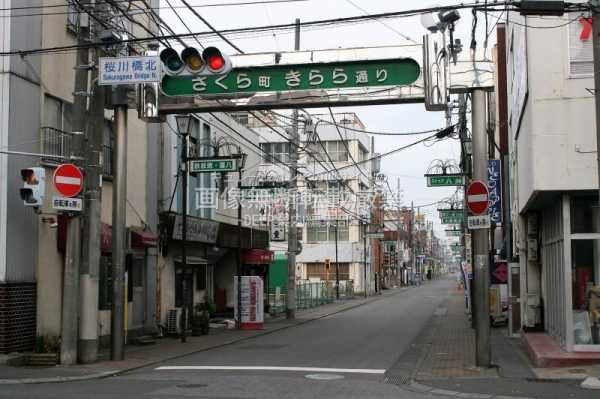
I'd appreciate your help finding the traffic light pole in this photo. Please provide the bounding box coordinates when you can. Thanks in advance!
[472,89,491,367]
[286,18,300,320]
[111,88,128,361]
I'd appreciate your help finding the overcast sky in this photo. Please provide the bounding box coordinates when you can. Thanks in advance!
[159,0,498,237]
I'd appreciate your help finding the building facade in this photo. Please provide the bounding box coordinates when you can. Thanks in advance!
[506,12,600,350]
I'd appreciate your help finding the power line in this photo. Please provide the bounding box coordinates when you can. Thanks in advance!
[0,3,519,56]
[327,107,370,180]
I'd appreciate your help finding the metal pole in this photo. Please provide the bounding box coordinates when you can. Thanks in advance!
[335,216,339,299]
[397,177,401,287]
[237,169,242,328]
[363,221,367,297]
[79,0,104,362]
[472,89,491,367]
[410,201,414,285]
[111,90,128,360]
[286,18,300,319]
[61,0,89,364]
[180,131,188,342]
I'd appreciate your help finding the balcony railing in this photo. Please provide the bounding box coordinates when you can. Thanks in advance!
[40,126,72,164]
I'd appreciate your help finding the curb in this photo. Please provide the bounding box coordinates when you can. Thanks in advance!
[0,287,411,384]
[405,380,535,399]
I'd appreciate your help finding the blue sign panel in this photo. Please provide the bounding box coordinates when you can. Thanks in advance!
[487,159,503,223]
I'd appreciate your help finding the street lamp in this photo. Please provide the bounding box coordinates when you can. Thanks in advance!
[175,114,194,343]
[235,149,247,328]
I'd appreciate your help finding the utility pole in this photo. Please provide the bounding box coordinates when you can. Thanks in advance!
[363,220,367,297]
[180,130,189,342]
[472,89,491,367]
[335,214,339,299]
[286,18,300,319]
[61,0,89,365]
[410,201,414,285]
[79,0,105,364]
[591,1,600,254]
[111,87,128,361]
[236,164,242,328]
[397,177,401,287]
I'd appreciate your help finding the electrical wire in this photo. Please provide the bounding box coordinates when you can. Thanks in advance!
[327,107,370,180]
[1,2,523,56]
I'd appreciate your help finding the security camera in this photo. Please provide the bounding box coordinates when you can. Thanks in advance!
[438,10,460,25]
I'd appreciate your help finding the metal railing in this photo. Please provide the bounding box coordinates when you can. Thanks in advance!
[267,280,354,315]
[40,126,72,163]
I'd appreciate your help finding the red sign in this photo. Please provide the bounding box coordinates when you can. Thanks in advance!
[53,163,83,197]
[467,180,489,215]
[580,17,593,41]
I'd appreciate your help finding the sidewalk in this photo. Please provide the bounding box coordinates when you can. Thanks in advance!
[396,285,600,398]
[0,287,404,384]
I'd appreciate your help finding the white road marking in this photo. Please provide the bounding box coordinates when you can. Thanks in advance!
[467,194,487,202]
[55,176,81,185]
[154,366,386,374]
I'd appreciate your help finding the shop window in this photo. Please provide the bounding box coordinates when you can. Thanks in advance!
[196,265,207,291]
[175,267,193,307]
[570,194,600,234]
[571,239,600,345]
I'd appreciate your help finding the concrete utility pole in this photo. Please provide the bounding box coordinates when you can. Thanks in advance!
[363,220,367,297]
[397,177,401,287]
[180,130,189,342]
[472,89,491,367]
[286,18,300,320]
[61,0,89,365]
[79,0,105,364]
[410,201,414,285]
[236,162,242,328]
[591,2,600,244]
[111,87,128,360]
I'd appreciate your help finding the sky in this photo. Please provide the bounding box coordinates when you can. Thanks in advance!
[159,0,499,237]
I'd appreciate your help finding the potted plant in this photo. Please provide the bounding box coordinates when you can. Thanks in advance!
[29,335,60,366]
[191,297,215,336]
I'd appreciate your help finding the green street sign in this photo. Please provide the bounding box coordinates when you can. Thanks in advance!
[189,158,237,173]
[366,232,385,239]
[438,209,464,219]
[426,174,465,187]
[445,230,462,237]
[441,215,463,225]
[161,58,421,97]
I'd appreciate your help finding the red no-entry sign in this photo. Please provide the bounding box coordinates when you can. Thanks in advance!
[53,163,83,198]
[467,180,489,215]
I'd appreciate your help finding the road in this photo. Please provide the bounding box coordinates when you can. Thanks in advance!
[0,279,454,399]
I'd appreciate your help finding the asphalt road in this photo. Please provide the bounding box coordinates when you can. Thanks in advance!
[0,280,454,399]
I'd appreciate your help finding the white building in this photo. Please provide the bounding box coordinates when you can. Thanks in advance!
[249,112,376,295]
[506,10,600,351]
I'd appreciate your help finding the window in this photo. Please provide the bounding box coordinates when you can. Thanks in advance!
[307,141,348,163]
[66,0,79,34]
[42,95,73,163]
[99,255,113,310]
[196,265,207,291]
[260,142,290,164]
[568,12,593,76]
[103,119,115,177]
[175,267,193,308]
[327,141,348,162]
[306,263,350,280]
[307,221,349,242]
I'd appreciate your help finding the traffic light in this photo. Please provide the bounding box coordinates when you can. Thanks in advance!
[20,167,45,207]
[159,46,231,76]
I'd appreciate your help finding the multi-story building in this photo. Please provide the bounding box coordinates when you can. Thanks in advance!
[248,112,376,295]
[0,1,160,354]
[504,10,600,351]
[158,113,272,327]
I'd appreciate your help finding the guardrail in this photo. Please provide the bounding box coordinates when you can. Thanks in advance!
[267,280,354,316]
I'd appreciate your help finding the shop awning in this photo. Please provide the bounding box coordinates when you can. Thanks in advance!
[242,249,274,264]
[130,227,157,249]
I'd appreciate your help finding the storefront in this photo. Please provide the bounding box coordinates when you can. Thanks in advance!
[535,193,600,351]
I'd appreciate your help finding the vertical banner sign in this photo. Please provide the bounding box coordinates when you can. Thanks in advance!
[488,159,503,223]
[234,276,264,330]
